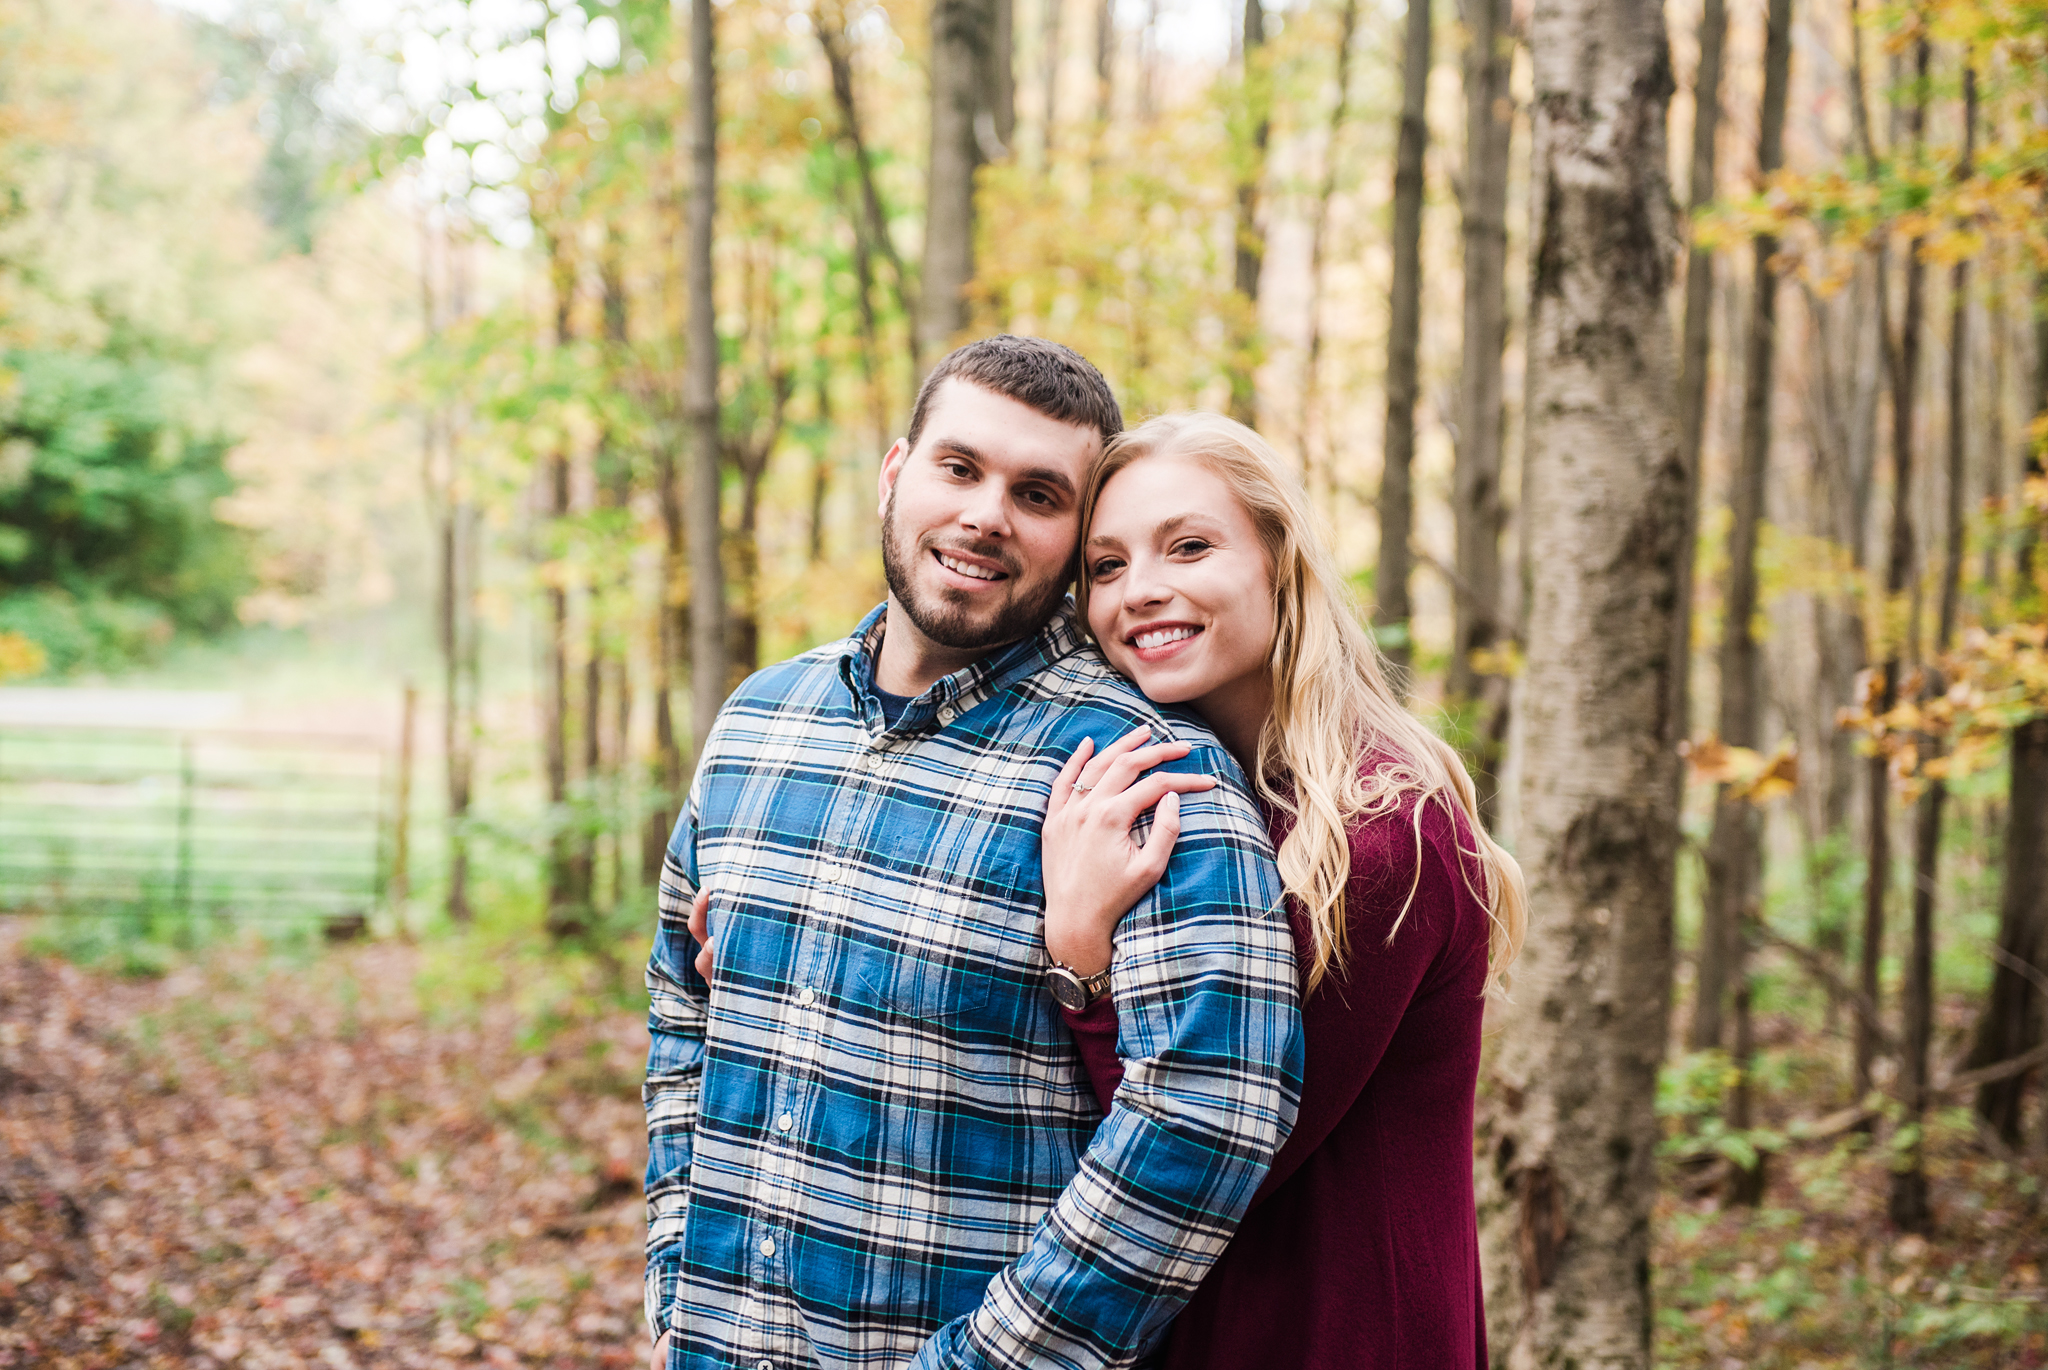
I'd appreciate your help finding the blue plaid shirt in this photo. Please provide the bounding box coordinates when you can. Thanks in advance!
[644,601,1302,1370]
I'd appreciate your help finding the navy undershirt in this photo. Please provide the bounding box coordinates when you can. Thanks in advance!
[874,688,914,728]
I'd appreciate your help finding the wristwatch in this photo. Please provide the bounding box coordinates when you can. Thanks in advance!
[1046,961,1113,1011]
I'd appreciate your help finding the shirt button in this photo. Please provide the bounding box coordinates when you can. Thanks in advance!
[759,1236,776,1257]
[757,1361,774,1370]
[777,1112,794,1132]
[797,986,817,1006]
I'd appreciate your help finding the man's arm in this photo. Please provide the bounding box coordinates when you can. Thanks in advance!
[912,771,1303,1370]
[643,818,709,1347]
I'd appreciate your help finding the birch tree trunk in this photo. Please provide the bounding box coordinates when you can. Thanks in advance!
[1299,0,1361,514]
[687,0,727,770]
[1376,0,1430,689]
[918,0,1003,374]
[1474,0,1684,1354]
[1450,0,1514,816]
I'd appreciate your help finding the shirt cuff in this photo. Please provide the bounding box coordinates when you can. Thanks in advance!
[644,1246,683,1342]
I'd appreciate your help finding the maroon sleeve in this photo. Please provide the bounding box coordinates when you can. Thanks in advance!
[1248,796,1482,1206]
[1060,996,1125,1114]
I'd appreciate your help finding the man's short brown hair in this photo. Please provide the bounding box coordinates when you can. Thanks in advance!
[906,336,1123,450]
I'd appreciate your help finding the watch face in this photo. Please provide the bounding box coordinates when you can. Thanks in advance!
[1048,967,1088,1011]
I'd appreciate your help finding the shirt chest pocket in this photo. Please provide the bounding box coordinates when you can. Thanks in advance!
[850,864,1017,1021]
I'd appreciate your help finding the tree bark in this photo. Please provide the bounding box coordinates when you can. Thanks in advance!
[687,0,727,771]
[1969,230,2048,1146]
[1694,0,1788,1067]
[1667,0,1726,864]
[1856,35,1929,1110]
[1038,0,1063,162]
[1448,0,1514,816]
[1473,0,1685,1354]
[918,0,1003,374]
[1894,63,1973,1230]
[1300,0,1362,518]
[542,233,592,941]
[1376,0,1430,691]
[1226,0,1269,427]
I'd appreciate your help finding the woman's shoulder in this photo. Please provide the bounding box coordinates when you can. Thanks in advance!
[1341,758,1484,927]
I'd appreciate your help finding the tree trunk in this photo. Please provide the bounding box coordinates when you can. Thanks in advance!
[543,235,591,941]
[1375,0,1430,692]
[1038,0,1063,162]
[1300,0,1362,518]
[646,428,687,885]
[918,0,1002,373]
[687,0,727,771]
[1226,0,1268,427]
[1969,236,2048,1146]
[1893,63,1973,1231]
[1694,0,1788,1069]
[1448,0,1513,816]
[1699,0,1789,1211]
[1667,0,1726,862]
[1473,0,1685,1355]
[1856,35,1929,1110]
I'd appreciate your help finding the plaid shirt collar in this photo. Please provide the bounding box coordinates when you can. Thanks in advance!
[834,597,1090,738]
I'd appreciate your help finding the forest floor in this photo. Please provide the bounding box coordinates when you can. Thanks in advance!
[3,919,2047,1369]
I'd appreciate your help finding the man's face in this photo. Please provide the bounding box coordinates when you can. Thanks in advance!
[877,379,1102,655]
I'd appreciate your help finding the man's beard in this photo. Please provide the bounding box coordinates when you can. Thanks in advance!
[880,489,1069,653]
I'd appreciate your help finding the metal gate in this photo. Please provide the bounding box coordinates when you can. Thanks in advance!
[0,725,389,926]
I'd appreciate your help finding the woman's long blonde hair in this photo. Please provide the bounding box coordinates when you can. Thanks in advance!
[1078,412,1527,998]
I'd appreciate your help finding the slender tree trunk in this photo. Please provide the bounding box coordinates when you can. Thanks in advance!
[1892,62,1974,1233]
[1473,0,1685,1354]
[1711,0,1791,1212]
[1450,0,1514,817]
[1695,0,1788,1060]
[1039,0,1063,162]
[1376,0,1430,691]
[543,235,591,941]
[687,0,727,770]
[1226,0,1269,427]
[589,236,630,909]
[918,0,1002,373]
[1667,0,1727,877]
[1856,36,1929,1110]
[1969,235,2048,1145]
[1300,0,1361,515]
[646,428,686,883]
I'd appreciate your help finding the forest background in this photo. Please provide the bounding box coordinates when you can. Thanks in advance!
[1,0,2046,1363]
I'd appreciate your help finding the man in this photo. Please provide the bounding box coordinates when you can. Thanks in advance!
[644,335,1302,1370]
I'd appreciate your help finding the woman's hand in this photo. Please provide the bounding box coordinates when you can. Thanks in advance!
[1042,727,1218,976]
[686,888,715,980]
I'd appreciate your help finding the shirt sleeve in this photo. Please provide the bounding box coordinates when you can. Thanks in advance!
[910,767,1304,1370]
[643,803,709,1344]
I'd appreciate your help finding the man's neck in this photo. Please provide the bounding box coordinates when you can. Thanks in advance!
[872,598,1017,697]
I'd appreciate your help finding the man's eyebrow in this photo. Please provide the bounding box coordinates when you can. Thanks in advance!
[930,439,1077,500]
[1017,466,1077,498]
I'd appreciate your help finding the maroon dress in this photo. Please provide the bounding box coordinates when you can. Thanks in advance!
[1063,781,1491,1370]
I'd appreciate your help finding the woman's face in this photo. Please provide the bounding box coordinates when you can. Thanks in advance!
[1084,452,1277,712]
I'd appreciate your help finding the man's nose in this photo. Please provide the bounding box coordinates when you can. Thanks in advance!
[957,482,1013,538]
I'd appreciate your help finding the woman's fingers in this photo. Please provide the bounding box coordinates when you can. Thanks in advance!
[1109,772,1216,830]
[1093,738,1198,801]
[1050,736,1095,814]
[1135,791,1183,879]
[1073,726,1152,794]
[688,889,716,981]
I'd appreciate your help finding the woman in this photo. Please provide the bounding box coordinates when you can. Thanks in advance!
[1041,411,1526,1369]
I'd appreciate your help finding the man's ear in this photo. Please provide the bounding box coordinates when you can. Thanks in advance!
[876,437,910,519]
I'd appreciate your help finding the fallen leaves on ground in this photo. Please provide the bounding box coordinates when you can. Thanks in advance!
[0,923,651,1370]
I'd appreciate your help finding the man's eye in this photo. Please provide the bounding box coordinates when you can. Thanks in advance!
[942,462,971,478]
[1019,488,1054,507]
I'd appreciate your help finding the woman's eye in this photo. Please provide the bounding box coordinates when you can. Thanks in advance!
[1090,558,1125,579]
[1171,539,1212,557]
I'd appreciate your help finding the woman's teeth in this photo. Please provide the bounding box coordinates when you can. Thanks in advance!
[937,553,1001,581]
[1133,626,1199,650]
